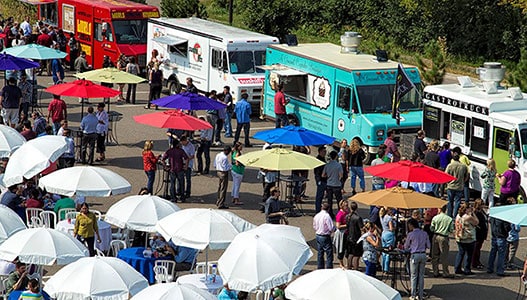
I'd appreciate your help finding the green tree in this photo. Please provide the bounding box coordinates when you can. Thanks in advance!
[507,48,527,91]
[161,0,208,18]
[0,0,35,23]
[416,37,446,85]
[238,0,297,41]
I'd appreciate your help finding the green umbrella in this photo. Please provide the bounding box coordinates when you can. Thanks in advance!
[3,44,67,60]
[235,148,325,171]
[75,67,146,84]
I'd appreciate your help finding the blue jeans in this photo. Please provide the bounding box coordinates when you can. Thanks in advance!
[487,237,507,275]
[316,234,333,269]
[410,253,427,299]
[455,241,475,273]
[372,183,384,191]
[224,111,233,136]
[381,231,395,272]
[349,166,365,191]
[145,170,155,194]
[315,180,327,214]
[169,170,185,201]
[447,189,463,218]
[364,259,377,277]
[184,167,192,197]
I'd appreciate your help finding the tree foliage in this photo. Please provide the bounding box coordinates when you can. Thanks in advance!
[507,49,527,91]
[416,37,447,85]
[161,0,208,18]
[237,0,297,41]
[0,0,35,23]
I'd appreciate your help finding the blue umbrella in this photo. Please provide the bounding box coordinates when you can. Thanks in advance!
[3,44,67,60]
[0,53,40,70]
[151,92,227,110]
[489,204,527,226]
[253,125,335,146]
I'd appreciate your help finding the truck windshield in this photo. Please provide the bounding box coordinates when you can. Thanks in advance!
[113,20,148,44]
[357,84,422,114]
[229,51,257,74]
[254,51,266,73]
[520,129,527,158]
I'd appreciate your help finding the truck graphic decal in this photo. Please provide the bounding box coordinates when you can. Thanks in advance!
[311,76,330,109]
[189,43,202,63]
[238,78,264,85]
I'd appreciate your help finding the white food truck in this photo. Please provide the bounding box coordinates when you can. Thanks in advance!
[146,17,279,105]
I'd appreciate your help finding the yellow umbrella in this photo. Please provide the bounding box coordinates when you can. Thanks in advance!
[235,148,325,170]
[349,187,447,209]
[74,67,146,84]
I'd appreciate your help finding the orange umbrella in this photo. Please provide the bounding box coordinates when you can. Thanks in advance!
[349,187,447,209]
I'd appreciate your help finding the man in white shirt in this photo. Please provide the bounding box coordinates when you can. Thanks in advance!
[214,146,232,209]
[180,136,196,198]
[313,202,335,269]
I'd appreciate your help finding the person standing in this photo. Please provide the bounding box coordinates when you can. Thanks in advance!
[454,203,478,276]
[274,83,288,128]
[233,93,252,147]
[405,218,430,300]
[347,138,366,195]
[314,146,327,214]
[380,207,396,274]
[74,203,101,257]
[142,140,159,194]
[196,117,213,175]
[213,93,226,146]
[480,159,497,207]
[68,35,80,71]
[215,146,232,209]
[47,94,67,135]
[265,187,284,224]
[59,128,76,168]
[31,111,47,136]
[487,216,511,276]
[497,160,521,206]
[346,201,364,270]
[371,149,386,190]
[80,106,98,165]
[231,142,245,205]
[322,151,342,219]
[116,54,127,102]
[361,222,380,277]
[383,129,400,162]
[18,73,32,120]
[125,56,139,105]
[338,139,349,194]
[161,140,188,203]
[471,199,488,270]
[445,151,469,218]
[424,140,441,196]
[0,77,22,127]
[146,62,162,108]
[51,56,65,84]
[413,130,427,162]
[334,200,349,269]
[430,204,455,278]
[180,136,195,199]
[95,103,108,162]
[223,86,234,138]
[313,202,335,269]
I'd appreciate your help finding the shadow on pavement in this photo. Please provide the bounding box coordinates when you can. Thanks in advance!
[429,282,519,300]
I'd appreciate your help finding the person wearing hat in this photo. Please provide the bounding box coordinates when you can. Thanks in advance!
[265,187,285,224]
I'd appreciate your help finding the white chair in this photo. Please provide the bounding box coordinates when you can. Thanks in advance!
[57,208,76,221]
[95,248,106,257]
[111,228,130,247]
[25,208,44,228]
[110,240,127,257]
[91,209,103,220]
[255,290,272,300]
[154,260,176,282]
[65,211,79,220]
[153,265,170,283]
[195,261,218,275]
[30,216,43,228]
[0,275,8,298]
[40,211,57,228]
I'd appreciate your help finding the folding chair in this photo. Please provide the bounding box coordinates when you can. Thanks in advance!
[25,208,44,228]
[153,265,170,283]
[154,260,176,282]
[57,208,76,221]
[110,240,127,257]
[40,211,57,228]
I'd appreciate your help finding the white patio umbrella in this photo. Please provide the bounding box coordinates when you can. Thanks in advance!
[44,256,149,300]
[3,135,67,187]
[0,204,26,245]
[284,269,402,300]
[38,166,132,197]
[155,208,255,250]
[105,195,180,232]
[218,224,312,292]
[0,227,88,265]
[131,282,216,300]
[0,124,25,157]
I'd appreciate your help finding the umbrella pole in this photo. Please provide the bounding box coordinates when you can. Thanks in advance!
[205,247,209,276]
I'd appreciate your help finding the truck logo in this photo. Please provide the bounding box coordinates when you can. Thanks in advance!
[189,43,203,63]
[238,78,264,85]
[311,77,331,110]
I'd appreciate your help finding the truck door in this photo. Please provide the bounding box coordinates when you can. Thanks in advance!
[94,21,117,66]
[333,84,358,141]
[492,127,514,194]
[211,48,227,85]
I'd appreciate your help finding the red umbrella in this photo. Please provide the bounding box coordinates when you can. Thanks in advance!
[364,160,456,183]
[133,110,213,130]
[44,79,120,98]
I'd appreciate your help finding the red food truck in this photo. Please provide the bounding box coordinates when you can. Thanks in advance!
[21,0,159,71]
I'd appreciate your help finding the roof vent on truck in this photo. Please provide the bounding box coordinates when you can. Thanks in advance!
[340,32,361,54]
[476,62,505,87]
[508,87,524,100]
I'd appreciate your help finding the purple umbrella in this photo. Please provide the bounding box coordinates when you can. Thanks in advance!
[151,92,227,110]
[0,53,40,70]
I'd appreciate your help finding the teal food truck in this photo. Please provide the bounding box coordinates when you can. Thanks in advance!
[261,33,422,162]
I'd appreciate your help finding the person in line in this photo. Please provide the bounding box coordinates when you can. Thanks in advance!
[413,130,427,162]
[47,94,67,135]
[274,83,289,128]
[346,201,364,270]
[74,203,101,257]
[19,278,43,300]
[480,158,497,207]
[265,187,285,224]
[314,146,327,214]
[196,116,213,175]
[361,221,380,277]
[180,136,195,199]
[79,106,98,165]
[454,203,478,276]
[322,151,342,219]
[230,142,245,205]
[497,160,521,206]
[438,141,452,198]
[223,86,234,138]
[383,129,400,162]
[125,56,140,105]
[142,140,159,195]
[505,197,520,269]
[487,216,511,276]
[95,103,108,162]
[471,198,488,270]
[233,93,252,147]
[338,139,349,194]
[424,139,441,196]
[445,150,469,218]
[405,218,430,300]
[146,62,162,109]
[161,140,188,203]
[214,146,232,209]
[5,261,29,298]
[451,147,471,203]
[380,207,396,274]
[313,202,335,269]
[348,138,366,195]
[333,200,349,269]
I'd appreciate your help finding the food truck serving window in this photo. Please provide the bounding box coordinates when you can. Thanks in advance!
[273,69,307,101]
[423,106,440,140]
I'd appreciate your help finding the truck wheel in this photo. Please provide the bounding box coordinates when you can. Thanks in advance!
[168,80,181,95]
[519,187,526,204]
[361,144,373,165]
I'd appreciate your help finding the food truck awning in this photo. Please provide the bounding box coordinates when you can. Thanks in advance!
[152,35,187,46]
